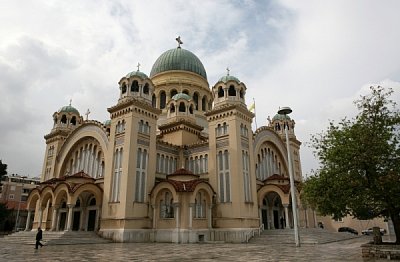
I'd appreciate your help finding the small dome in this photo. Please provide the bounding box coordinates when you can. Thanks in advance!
[172,93,192,101]
[218,75,240,83]
[126,70,149,79]
[272,114,291,121]
[150,48,207,79]
[103,120,111,126]
[58,105,79,115]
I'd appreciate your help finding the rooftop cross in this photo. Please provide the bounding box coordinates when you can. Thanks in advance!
[85,109,91,121]
[137,62,141,71]
[176,36,183,48]
[69,99,72,106]
[226,67,230,76]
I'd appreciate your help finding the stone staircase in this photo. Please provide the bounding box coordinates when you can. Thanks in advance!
[249,228,360,245]
[0,231,112,246]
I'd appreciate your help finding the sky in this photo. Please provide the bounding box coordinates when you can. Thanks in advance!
[0,0,399,178]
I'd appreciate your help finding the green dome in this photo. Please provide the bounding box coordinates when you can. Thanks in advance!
[58,105,79,115]
[150,48,207,79]
[103,120,111,126]
[218,75,240,83]
[272,114,291,121]
[126,70,149,79]
[172,93,192,101]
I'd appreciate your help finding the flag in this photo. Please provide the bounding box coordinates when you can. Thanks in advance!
[248,102,255,113]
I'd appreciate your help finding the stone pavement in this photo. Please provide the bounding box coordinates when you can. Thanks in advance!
[0,235,382,262]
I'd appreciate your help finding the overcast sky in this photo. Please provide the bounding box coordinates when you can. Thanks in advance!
[1,0,399,178]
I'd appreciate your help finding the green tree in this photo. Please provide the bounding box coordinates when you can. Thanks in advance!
[303,86,400,243]
[0,160,10,227]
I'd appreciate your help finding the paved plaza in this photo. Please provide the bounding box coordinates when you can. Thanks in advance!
[0,236,382,262]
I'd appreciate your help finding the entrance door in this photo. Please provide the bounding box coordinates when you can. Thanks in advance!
[261,209,268,229]
[87,210,96,231]
[72,211,80,231]
[273,210,279,229]
[59,212,67,231]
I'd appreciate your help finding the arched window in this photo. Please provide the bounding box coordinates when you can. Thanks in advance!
[121,83,127,94]
[61,115,67,124]
[195,191,206,218]
[160,91,166,109]
[240,89,244,99]
[131,81,139,92]
[143,83,149,94]
[170,103,175,113]
[71,116,76,125]
[228,85,236,96]
[179,102,186,112]
[152,94,156,107]
[160,191,174,218]
[183,89,189,95]
[170,89,177,98]
[202,96,206,111]
[218,86,224,98]
[189,105,193,114]
[193,93,199,110]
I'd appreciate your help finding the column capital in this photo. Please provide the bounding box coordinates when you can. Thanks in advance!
[67,204,75,209]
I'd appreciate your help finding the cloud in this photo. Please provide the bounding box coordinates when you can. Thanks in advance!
[0,0,399,178]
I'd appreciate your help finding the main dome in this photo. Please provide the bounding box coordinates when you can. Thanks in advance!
[150,48,207,80]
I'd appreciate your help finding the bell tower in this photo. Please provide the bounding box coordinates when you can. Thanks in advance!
[206,73,259,229]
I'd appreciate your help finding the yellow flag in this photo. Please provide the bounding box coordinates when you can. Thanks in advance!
[248,102,255,113]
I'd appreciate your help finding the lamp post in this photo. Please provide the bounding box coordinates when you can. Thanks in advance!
[14,176,27,232]
[278,107,300,247]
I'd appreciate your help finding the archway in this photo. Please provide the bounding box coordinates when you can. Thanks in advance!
[261,191,285,230]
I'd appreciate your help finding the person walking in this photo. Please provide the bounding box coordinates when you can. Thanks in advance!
[35,227,44,249]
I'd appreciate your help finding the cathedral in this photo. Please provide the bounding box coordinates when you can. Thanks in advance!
[26,40,315,243]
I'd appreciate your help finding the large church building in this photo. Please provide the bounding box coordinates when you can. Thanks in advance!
[26,41,315,243]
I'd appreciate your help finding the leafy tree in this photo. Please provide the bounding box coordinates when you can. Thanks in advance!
[303,86,400,243]
[0,159,6,181]
[0,160,9,227]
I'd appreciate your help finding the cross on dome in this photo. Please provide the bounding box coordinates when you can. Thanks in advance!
[176,36,183,48]
[137,62,141,71]
[85,109,91,120]
[226,67,230,76]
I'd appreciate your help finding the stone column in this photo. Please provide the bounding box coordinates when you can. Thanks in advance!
[94,206,101,231]
[258,208,263,227]
[267,207,273,229]
[284,204,290,229]
[38,208,43,229]
[189,204,193,229]
[80,207,87,231]
[208,205,212,229]
[25,210,32,231]
[51,206,59,231]
[152,205,156,229]
[175,205,180,229]
[66,204,75,231]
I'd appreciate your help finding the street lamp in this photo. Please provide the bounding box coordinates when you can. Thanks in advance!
[278,107,300,247]
[15,176,27,232]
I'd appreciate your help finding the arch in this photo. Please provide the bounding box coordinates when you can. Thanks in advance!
[143,83,149,94]
[39,187,55,208]
[150,182,178,206]
[70,183,103,205]
[160,91,166,109]
[53,183,72,205]
[228,85,236,96]
[131,80,139,92]
[201,96,206,111]
[218,86,224,98]
[257,184,289,206]
[179,102,186,112]
[61,115,67,124]
[121,83,127,94]
[56,123,109,177]
[193,92,199,110]
[170,89,178,98]
[190,182,214,203]
[152,94,156,107]
[71,116,77,125]
[27,189,41,210]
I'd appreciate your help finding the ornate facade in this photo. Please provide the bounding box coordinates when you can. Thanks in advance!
[26,42,315,243]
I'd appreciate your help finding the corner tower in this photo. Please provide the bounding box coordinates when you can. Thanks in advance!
[206,73,259,233]
[42,104,83,181]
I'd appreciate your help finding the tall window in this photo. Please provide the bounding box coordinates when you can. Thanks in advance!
[160,191,174,218]
[135,148,147,202]
[242,151,251,202]
[218,150,230,202]
[111,148,123,202]
[195,191,206,218]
